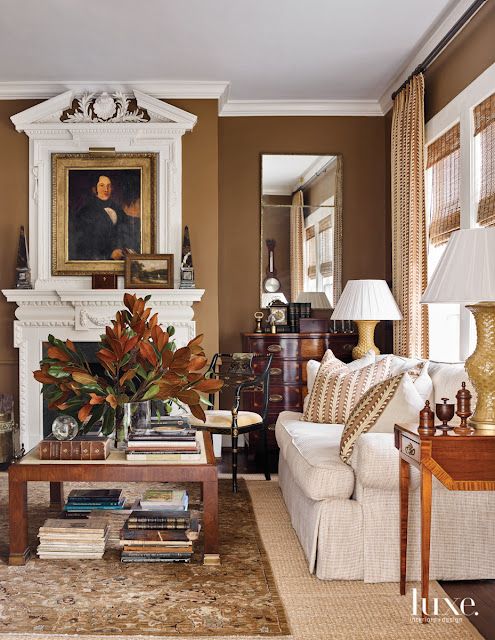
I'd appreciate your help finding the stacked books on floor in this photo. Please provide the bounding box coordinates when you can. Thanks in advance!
[126,416,201,462]
[63,488,125,517]
[37,518,109,560]
[120,508,199,563]
[137,488,189,511]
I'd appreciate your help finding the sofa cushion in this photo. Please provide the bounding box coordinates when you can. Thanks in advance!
[376,353,424,375]
[304,349,375,413]
[275,411,355,500]
[340,369,428,463]
[350,432,420,491]
[303,356,393,424]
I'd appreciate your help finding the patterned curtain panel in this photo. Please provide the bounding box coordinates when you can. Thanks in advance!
[333,156,343,305]
[475,92,495,227]
[391,74,429,358]
[427,123,460,246]
[290,190,305,300]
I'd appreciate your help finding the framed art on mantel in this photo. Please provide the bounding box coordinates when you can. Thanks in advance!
[51,152,157,275]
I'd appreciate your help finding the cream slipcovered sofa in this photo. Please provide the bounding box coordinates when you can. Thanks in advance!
[275,356,495,582]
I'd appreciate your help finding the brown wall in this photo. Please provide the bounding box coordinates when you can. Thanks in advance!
[0,100,36,399]
[219,116,387,352]
[425,0,495,122]
[169,99,219,358]
[0,99,219,406]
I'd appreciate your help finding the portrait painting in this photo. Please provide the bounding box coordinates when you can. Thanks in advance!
[125,254,174,289]
[52,153,156,275]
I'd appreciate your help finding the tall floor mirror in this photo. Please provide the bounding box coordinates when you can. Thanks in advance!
[260,154,343,314]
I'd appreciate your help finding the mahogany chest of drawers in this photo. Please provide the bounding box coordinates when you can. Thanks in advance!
[241,332,357,452]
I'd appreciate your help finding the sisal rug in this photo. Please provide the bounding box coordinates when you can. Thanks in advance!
[0,477,290,640]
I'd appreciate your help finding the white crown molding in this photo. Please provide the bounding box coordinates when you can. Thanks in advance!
[379,0,483,114]
[0,80,230,102]
[219,99,383,117]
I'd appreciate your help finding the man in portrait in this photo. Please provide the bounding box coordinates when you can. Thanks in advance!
[68,172,141,261]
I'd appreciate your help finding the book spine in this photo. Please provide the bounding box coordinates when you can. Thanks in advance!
[90,440,107,460]
[126,522,188,530]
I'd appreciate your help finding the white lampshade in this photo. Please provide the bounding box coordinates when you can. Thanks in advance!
[421,228,495,304]
[331,279,402,320]
[296,291,332,309]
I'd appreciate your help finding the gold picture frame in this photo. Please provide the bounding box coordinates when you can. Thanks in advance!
[124,253,174,289]
[52,152,157,275]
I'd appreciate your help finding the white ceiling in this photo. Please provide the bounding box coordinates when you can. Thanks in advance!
[262,155,334,195]
[0,0,463,109]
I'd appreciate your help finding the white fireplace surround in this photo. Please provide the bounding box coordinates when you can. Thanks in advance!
[2,289,204,451]
[2,90,204,450]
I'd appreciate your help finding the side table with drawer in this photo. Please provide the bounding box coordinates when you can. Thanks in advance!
[242,332,357,454]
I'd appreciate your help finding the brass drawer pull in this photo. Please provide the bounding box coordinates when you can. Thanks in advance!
[404,442,416,457]
[267,344,282,353]
[269,394,283,403]
[270,367,282,376]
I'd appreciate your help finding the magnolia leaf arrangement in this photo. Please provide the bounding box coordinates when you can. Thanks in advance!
[33,294,222,435]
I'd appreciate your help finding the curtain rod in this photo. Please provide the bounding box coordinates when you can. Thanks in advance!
[391,0,487,100]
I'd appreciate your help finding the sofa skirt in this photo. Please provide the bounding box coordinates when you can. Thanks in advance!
[279,453,364,580]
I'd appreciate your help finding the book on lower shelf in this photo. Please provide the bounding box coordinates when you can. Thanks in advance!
[38,435,112,460]
[138,489,189,511]
[63,488,126,516]
[119,508,200,563]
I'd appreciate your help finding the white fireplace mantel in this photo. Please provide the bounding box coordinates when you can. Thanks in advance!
[2,288,204,451]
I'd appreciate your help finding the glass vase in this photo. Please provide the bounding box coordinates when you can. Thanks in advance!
[123,400,151,437]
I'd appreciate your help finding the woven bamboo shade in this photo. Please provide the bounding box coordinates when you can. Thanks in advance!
[306,225,316,279]
[427,123,460,247]
[475,92,495,227]
[318,215,332,277]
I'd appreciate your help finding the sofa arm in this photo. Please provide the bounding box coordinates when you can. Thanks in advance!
[350,432,420,491]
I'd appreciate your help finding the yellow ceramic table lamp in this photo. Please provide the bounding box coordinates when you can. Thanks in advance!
[331,279,402,360]
[421,228,495,431]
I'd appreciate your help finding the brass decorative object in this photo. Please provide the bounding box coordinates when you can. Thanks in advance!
[465,302,495,432]
[418,400,435,435]
[353,320,379,359]
[454,382,474,435]
[435,398,455,432]
[254,312,264,333]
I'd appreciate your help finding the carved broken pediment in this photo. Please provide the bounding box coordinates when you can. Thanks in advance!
[60,92,153,123]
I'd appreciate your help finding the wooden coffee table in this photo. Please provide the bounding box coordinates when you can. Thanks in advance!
[8,431,219,566]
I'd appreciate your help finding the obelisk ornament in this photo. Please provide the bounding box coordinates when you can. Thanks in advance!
[179,225,195,289]
[16,226,32,289]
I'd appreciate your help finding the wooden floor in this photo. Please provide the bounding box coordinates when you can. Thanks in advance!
[219,447,495,640]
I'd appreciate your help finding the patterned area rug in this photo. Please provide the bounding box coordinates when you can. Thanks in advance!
[0,477,291,639]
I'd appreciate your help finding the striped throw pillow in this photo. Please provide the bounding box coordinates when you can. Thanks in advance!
[303,355,393,424]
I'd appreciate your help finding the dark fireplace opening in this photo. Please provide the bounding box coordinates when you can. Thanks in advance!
[42,341,106,438]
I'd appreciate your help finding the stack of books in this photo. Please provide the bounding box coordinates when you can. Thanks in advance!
[126,417,201,462]
[287,302,311,333]
[120,509,199,563]
[37,518,109,559]
[63,488,125,517]
[138,488,189,511]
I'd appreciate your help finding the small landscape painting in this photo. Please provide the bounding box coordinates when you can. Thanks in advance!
[125,254,174,289]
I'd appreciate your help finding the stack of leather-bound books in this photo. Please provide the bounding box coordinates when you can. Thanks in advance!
[119,509,199,563]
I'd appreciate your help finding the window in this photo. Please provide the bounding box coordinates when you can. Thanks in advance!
[474,92,495,226]
[425,63,495,362]
[303,197,334,300]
